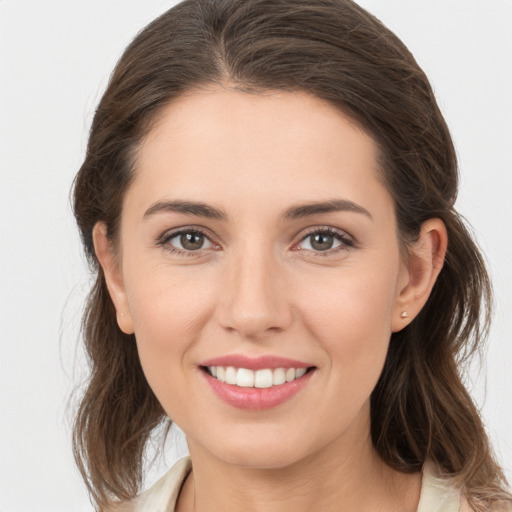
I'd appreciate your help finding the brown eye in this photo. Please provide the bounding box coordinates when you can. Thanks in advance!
[180,232,205,250]
[310,233,335,251]
[164,230,213,253]
[297,228,353,253]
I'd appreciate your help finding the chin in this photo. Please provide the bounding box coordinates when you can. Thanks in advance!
[191,424,327,471]
[214,445,306,470]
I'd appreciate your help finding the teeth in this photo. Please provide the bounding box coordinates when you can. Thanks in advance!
[255,369,273,388]
[295,368,307,378]
[273,368,286,386]
[207,366,310,388]
[236,368,255,388]
[225,366,237,385]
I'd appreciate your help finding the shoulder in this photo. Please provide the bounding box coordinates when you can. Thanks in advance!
[135,457,192,512]
[104,457,192,512]
[417,460,461,512]
[460,495,512,512]
[418,461,512,512]
[103,502,137,512]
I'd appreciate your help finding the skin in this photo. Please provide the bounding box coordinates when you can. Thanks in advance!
[94,85,447,512]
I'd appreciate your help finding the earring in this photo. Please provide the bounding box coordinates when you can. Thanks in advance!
[400,311,408,319]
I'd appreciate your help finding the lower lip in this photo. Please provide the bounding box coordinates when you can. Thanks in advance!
[201,369,315,410]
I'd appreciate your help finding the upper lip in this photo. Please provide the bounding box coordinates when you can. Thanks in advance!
[200,354,313,371]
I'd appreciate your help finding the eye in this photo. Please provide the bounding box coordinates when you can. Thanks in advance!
[160,229,215,254]
[296,227,354,254]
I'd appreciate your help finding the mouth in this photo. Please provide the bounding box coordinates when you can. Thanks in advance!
[200,365,315,389]
[199,356,317,410]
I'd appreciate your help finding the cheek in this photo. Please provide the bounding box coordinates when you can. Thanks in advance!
[297,262,399,389]
[302,264,397,333]
[127,263,215,339]
[123,265,217,395]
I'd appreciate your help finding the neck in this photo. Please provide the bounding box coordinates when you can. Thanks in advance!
[177,412,421,512]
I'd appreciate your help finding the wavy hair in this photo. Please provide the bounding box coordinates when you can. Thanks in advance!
[72,0,511,510]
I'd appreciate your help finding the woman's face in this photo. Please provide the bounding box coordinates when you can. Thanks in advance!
[109,87,411,468]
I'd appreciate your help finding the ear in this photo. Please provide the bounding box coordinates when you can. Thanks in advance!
[92,222,135,334]
[392,218,448,332]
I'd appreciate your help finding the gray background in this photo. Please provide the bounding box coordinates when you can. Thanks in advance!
[1,1,511,510]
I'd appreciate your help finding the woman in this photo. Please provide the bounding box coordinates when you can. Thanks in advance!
[72,0,512,510]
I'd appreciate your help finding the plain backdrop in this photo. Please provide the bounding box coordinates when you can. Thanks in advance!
[1,1,511,511]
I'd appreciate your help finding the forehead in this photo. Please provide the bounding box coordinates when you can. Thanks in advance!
[129,86,391,219]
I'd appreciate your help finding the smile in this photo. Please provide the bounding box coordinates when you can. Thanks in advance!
[204,366,309,388]
[199,356,316,410]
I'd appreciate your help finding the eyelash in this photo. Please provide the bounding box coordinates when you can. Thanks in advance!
[295,226,355,257]
[157,226,355,258]
[157,228,217,258]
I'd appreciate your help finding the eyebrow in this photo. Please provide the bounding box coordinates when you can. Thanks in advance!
[143,198,372,221]
[281,199,373,221]
[144,200,227,220]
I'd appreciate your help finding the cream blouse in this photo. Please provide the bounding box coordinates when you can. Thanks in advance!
[128,457,473,512]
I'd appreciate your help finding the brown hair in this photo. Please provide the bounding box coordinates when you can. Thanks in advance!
[72,0,511,510]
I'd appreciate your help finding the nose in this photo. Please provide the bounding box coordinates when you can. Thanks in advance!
[215,247,293,340]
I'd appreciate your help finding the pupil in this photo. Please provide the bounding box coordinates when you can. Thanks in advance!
[311,233,333,251]
[181,232,203,250]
